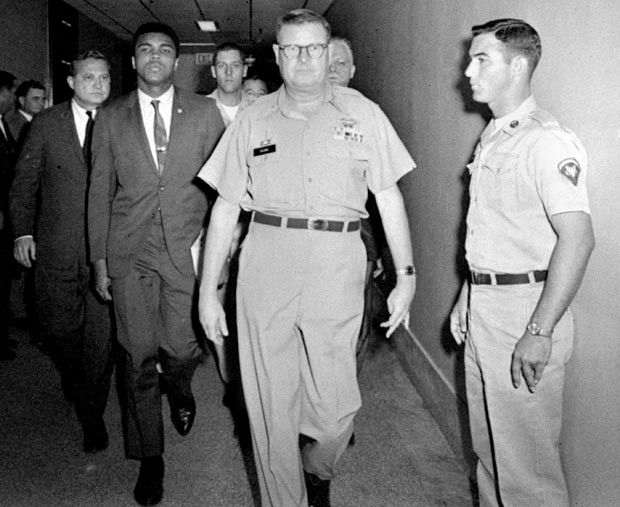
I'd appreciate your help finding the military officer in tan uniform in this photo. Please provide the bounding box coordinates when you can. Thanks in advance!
[198,9,416,507]
[450,19,594,506]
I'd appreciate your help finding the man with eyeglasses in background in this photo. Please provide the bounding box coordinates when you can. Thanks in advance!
[207,42,248,127]
[198,9,416,506]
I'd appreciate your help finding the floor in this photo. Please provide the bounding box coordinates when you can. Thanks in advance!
[0,322,474,506]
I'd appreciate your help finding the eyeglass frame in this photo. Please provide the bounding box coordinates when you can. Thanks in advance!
[277,43,329,60]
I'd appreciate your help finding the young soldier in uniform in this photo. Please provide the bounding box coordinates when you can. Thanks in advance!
[450,19,594,506]
[198,9,416,507]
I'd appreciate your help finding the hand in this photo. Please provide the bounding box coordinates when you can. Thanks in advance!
[14,237,37,268]
[198,291,228,346]
[93,259,112,301]
[380,276,416,338]
[511,332,552,393]
[449,283,469,345]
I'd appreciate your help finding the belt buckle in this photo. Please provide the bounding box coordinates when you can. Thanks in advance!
[307,218,329,231]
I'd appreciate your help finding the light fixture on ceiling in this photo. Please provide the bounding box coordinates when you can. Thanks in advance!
[196,20,219,32]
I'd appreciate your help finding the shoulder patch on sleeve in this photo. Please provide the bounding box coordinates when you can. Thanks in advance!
[558,157,581,186]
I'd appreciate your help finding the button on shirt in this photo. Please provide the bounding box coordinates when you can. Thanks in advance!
[137,86,174,169]
[466,96,590,273]
[198,85,415,220]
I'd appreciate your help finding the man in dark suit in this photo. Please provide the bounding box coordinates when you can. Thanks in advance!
[5,79,47,329]
[10,51,113,452]
[0,70,17,361]
[5,79,46,146]
[88,23,224,506]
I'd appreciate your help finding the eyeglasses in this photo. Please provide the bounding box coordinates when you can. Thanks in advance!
[278,43,329,60]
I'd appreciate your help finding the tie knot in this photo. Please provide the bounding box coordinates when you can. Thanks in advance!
[152,100,161,111]
[86,110,93,118]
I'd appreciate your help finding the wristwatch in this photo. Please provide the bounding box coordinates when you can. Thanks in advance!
[395,265,416,276]
[526,321,552,338]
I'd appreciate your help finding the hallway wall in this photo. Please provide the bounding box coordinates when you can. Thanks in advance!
[326,1,620,504]
[0,0,129,103]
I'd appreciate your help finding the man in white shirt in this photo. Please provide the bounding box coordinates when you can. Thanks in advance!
[87,22,224,506]
[206,42,248,126]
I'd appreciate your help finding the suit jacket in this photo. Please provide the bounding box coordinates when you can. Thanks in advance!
[10,101,89,270]
[88,87,225,278]
[4,109,30,148]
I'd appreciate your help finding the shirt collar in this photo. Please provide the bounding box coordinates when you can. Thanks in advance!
[137,85,175,110]
[274,82,338,118]
[494,95,537,135]
[19,110,33,122]
[71,99,98,119]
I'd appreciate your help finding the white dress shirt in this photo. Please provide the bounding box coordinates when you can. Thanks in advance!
[137,86,174,167]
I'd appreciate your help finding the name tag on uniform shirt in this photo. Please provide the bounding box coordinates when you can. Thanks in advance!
[253,143,276,156]
[333,118,363,143]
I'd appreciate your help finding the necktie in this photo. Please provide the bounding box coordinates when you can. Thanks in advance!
[151,100,168,174]
[83,110,94,171]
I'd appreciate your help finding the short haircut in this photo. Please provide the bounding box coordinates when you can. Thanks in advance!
[331,36,354,65]
[213,42,245,63]
[472,19,541,73]
[0,70,16,91]
[69,50,110,76]
[15,79,45,99]
[132,22,180,56]
[276,9,331,43]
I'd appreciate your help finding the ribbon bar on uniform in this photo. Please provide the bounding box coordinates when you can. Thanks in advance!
[253,211,360,232]
[470,270,547,285]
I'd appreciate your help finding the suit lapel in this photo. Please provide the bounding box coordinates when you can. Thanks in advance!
[163,88,185,180]
[59,102,85,167]
[127,92,160,176]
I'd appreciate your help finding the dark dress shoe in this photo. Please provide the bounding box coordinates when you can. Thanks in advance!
[83,418,109,453]
[304,471,331,507]
[134,456,164,506]
[169,393,196,436]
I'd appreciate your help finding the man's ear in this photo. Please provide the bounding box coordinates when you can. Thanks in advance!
[211,65,216,79]
[131,56,136,70]
[350,64,356,80]
[511,54,528,79]
[273,44,280,65]
[67,76,75,91]
[18,96,26,109]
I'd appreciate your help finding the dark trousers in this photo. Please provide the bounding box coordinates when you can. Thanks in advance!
[34,249,113,426]
[0,229,12,347]
[112,221,201,459]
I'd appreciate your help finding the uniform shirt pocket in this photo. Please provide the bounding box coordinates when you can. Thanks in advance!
[320,144,369,205]
[248,150,303,206]
[480,153,522,211]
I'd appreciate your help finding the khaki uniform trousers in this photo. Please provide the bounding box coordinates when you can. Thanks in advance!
[466,283,573,507]
[237,221,365,507]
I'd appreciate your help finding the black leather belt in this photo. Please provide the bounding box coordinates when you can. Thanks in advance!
[253,211,360,232]
[470,270,547,285]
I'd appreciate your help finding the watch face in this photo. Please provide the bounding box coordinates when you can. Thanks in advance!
[527,322,542,335]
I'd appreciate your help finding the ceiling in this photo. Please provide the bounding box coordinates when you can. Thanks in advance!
[62,0,335,50]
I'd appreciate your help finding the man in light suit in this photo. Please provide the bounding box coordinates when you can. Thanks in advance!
[10,51,112,451]
[88,22,224,506]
